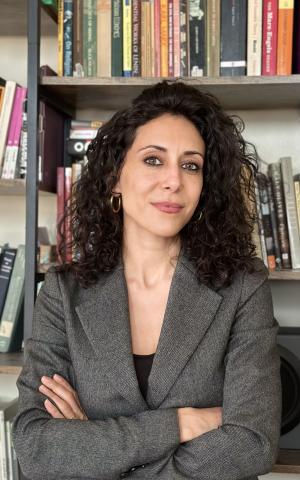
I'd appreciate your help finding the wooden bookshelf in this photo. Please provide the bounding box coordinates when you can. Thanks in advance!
[0,352,23,375]
[269,270,300,281]
[40,75,300,111]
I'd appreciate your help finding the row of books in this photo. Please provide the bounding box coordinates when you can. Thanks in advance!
[254,157,300,270]
[0,397,19,480]
[57,0,300,79]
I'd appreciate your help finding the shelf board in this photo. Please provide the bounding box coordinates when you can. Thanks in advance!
[0,0,57,36]
[0,351,23,375]
[0,179,55,196]
[40,75,300,111]
[269,269,300,281]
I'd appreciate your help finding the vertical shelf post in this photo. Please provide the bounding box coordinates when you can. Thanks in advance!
[25,0,40,341]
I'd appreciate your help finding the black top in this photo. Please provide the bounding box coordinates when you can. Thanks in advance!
[133,353,155,400]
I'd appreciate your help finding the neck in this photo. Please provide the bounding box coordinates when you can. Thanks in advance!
[122,233,181,289]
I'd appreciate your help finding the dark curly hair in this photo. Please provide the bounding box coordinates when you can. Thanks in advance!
[56,79,263,290]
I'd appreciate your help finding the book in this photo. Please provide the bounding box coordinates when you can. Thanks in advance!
[280,157,300,268]
[268,162,292,269]
[73,0,84,76]
[257,173,276,269]
[173,0,181,76]
[0,245,25,353]
[63,0,73,76]
[206,0,220,76]
[97,0,112,77]
[189,0,206,76]
[294,174,300,232]
[160,0,169,76]
[112,0,123,76]
[57,0,64,76]
[262,0,278,75]
[247,0,263,75]
[254,179,268,267]
[220,0,247,76]
[0,398,18,480]
[267,178,282,268]
[0,81,17,176]
[168,0,174,76]
[277,0,294,75]
[292,0,300,72]
[0,248,17,321]
[180,0,189,76]
[83,0,97,76]
[123,0,132,76]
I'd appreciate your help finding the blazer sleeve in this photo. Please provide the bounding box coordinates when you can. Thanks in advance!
[11,267,180,480]
[136,267,282,479]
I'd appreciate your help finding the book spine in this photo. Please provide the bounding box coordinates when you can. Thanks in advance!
[8,87,27,179]
[294,176,300,232]
[73,0,84,76]
[160,0,169,76]
[292,0,300,73]
[57,166,65,264]
[146,1,152,76]
[254,180,268,267]
[150,0,155,76]
[2,86,22,179]
[173,0,181,76]
[267,178,282,268]
[63,0,73,76]
[57,0,64,76]
[0,249,17,329]
[262,0,278,75]
[123,0,132,76]
[206,0,220,76]
[180,0,189,76]
[18,99,28,179]
[280,156,300,268]
[5,420,12,480]
[0,81,16,175]
[189,0,206,77]
[97,0,112,77]
[83,0,97,76]
[268,163,292,269]
[0,410,7,480]
[277,0,294,74]
[132,0,141,76]
[220,0,247,76]
[258,175,276,269]
[112,0,123,76]
[0,245,25,353]
[247,0,263,75]
[65,167,73,263]
[168,0,174,76]
[154,0,161,76]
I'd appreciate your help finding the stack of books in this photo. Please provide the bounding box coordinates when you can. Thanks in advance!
[56,0,300,78]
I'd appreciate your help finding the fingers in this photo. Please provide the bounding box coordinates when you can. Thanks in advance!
[44,398,65,419]
[39,375,85,420]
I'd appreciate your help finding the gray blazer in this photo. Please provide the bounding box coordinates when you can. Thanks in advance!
[12,248,282,480]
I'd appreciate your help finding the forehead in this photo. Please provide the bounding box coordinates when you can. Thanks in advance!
[132,114,205,149]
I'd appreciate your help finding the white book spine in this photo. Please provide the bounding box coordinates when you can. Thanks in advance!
[280,157,300,268]
[247,0,263,75]
[0,82,16,173]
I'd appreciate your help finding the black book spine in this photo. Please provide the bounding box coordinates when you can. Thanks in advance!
[220,0,247,76]
[189,0,206,76]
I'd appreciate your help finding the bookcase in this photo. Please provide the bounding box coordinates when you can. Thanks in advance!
[1,0,300,477]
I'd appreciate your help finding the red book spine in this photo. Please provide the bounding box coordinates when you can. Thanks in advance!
[56,166,65,264]
[262,0,278,75]
[64,166,73,263]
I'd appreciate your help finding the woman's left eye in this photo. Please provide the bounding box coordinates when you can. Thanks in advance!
[182,163,201,171]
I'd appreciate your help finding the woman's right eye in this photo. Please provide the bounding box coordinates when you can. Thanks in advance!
[144,156,162,166]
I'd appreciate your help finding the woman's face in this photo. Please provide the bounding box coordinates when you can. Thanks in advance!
[113,113,205,239]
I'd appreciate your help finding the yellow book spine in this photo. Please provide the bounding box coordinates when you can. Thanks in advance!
[57,0,64,76]
[123,0,132,75]
[160,0,168,77]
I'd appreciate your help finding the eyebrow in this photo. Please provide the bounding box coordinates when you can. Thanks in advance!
[138,144,204,159]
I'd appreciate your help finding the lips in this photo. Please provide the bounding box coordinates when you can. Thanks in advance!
[151,202,183,213]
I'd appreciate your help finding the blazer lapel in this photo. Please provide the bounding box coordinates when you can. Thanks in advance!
[75,248,223,411]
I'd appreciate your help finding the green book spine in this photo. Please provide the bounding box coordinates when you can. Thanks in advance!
[112,0,123,76]
[0,245,25,353]
[83,0,97,76]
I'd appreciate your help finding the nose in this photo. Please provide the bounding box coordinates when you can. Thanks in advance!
[160,164,182,191]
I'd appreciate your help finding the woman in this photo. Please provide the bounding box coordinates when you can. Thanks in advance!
[12,80,282,480]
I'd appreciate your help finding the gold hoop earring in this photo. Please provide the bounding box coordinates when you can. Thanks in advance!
[110,193,122,213]
[197,209,203,221]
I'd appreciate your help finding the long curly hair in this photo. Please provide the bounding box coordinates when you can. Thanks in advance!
[56,79,262,290]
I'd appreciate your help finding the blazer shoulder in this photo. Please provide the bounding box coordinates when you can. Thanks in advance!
[239,256,269,306]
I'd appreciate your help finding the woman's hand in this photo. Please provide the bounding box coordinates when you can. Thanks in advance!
[177,406,222,443]
[39,374,88,421]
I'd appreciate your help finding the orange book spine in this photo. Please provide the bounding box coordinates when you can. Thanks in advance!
[154,0,161,76]
[173,0,180,77]
[160,0,169,76]
[277,0,294,74]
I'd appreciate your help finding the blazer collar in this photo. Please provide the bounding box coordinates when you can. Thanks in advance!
[75,247,223,411]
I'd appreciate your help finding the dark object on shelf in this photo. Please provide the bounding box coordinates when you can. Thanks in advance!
[278,326,300,449]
